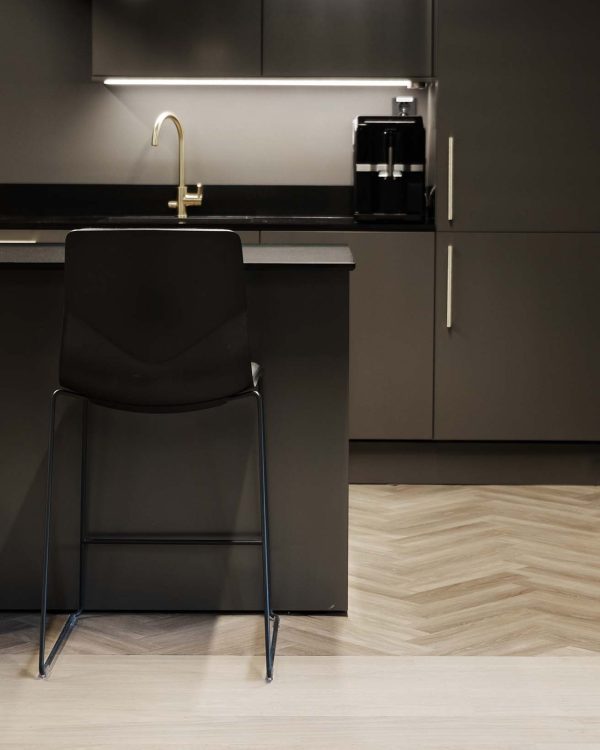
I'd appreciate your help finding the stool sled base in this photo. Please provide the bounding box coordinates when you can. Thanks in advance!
[38,381,280,682]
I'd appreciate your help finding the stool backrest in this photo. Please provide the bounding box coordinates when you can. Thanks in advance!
[60,229,253,408]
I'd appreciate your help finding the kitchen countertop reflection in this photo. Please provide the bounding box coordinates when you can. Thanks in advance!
[0,214,434,231]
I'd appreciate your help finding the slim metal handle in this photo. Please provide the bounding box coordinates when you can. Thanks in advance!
[448,136,454,223]
[446,245,453,329]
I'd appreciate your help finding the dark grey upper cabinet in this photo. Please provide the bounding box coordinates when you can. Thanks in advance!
[263,0,433,78]
[435,233,600,440]
[436,0,600,232]
[92,0,262,78]
[262,231,434,440]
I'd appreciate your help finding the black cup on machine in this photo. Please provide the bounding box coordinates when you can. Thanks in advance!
[353,115,426,222]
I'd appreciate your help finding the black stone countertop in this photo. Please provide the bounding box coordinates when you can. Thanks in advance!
[0,184,435,232]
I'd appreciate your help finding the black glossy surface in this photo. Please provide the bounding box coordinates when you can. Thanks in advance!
[0,184,435,231]
[354,116,426,221]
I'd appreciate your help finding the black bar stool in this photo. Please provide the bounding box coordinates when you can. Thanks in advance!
[39,228,279,681]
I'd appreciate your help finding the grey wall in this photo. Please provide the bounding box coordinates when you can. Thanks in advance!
[0,0,425,186]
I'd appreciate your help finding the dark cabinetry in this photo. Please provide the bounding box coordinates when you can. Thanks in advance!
[92,0,433,80]
[92,0,262,78]
[263,0,433,78]
[262,231,434,439]
[435,0,600,232]
[434,233,600,440]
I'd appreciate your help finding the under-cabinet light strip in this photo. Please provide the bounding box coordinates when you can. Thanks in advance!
[104,77,413,87]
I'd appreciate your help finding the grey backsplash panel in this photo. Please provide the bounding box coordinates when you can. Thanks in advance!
[0,0,427,186]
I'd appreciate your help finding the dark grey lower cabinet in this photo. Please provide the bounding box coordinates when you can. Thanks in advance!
[261,231,434,439]
[435,233,600,440]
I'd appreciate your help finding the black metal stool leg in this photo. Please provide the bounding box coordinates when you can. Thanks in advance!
[78,400,89,612]
[39,390,88,678]
[254,388,279,682]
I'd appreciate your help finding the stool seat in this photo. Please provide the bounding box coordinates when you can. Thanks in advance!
[69,361,264,414]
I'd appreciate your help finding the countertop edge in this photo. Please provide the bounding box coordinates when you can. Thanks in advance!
[0,219,434,232]
[0,244,355,268]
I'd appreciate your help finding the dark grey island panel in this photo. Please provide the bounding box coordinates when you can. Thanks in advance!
[0,245,352,612]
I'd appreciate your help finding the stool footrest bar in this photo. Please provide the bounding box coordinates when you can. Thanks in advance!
[83,535,262,545]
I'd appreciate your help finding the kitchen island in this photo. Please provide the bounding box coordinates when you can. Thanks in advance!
[0,241,353,613]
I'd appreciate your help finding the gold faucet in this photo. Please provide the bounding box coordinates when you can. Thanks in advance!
[151,111,203,219]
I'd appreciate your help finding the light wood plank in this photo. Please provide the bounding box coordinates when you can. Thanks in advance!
[2,656,600,748]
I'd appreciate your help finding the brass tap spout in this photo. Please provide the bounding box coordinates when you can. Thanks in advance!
[151,111,203,219]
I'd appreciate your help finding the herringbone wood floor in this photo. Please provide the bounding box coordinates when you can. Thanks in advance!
[3,484,600,657]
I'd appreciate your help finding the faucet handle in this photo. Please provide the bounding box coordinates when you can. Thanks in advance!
[167,200,178,210]
[185,183,203,205]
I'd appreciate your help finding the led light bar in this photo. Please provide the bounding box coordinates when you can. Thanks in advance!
[104,77,413,87]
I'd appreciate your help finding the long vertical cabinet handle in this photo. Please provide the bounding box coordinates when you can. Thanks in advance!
[447,136,454,223]
[446,245,454,329]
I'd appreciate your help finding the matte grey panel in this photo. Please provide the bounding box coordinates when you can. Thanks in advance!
[0,231,260,265]
[263,0,433,78]
[92,0,261,78]
[435,0,600,232]
[0,240,355,266]
[246,245,354,266]
[0,265,349,612]
[0,0,91,85]
[350,441,600,485]
[262,231,434,439]
[0,230,69,243]
[434,233,600,440]
[0,245,65,264]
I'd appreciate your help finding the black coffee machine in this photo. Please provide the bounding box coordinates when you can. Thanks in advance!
[353,115,426,222]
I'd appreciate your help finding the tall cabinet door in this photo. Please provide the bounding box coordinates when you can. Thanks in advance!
[435,233,600,440]
[262,231,434,439]
[263,0,433,78]
[435,0,600,232]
